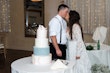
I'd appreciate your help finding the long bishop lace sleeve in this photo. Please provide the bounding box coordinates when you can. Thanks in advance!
[72,24,83,57]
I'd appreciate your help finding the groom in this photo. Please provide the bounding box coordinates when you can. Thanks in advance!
[49,4,69,60]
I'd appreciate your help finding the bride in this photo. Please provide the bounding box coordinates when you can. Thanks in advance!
[66,10,91,73]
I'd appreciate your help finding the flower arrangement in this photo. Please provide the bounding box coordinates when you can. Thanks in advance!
[91,64,110,73]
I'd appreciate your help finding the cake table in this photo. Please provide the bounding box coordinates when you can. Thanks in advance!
[11,57,74,73]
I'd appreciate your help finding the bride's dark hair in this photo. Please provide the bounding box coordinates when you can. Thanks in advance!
[69,10,84,40]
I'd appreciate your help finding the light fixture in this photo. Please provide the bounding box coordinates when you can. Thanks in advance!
[31,0,42,2]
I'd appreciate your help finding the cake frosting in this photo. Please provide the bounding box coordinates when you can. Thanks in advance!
[32,54,51,65]
[32,25,52,65]
[35,39,48,48]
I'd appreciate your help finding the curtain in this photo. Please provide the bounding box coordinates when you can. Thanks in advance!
[64,0,110,45]
[0,0,11,32]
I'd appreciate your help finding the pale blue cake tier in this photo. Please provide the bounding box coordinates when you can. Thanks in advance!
[33,46,50,56]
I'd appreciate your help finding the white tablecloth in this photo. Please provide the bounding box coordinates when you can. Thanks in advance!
[11,57,74,73]
[86,43,110,68]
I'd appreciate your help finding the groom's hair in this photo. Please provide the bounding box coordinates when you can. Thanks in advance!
[58,4,69,12]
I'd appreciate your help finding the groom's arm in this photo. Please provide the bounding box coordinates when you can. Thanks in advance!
[50,36,62,57]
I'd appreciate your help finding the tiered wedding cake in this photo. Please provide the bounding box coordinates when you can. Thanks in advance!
[32,25,52,65]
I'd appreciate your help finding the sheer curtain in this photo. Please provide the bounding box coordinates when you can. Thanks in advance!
[64,0,110,45]
[0,0,11,32]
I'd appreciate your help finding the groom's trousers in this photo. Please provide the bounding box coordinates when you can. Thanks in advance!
[49,43,66,60]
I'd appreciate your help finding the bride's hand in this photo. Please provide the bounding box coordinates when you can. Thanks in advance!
[66,27,69,32]
[76,56,80,60]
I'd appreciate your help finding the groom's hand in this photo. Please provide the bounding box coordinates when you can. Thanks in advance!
[56,49,62,57]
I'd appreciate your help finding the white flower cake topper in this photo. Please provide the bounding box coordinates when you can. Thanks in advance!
[37,25,47,38]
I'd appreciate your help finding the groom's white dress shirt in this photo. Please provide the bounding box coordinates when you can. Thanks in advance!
[49,14,67,45]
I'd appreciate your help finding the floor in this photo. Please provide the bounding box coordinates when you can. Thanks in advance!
[0,49,32,73]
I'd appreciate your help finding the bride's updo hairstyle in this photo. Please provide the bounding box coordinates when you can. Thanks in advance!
[69,10,83,40]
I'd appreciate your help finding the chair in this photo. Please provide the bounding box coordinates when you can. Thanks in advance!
[92,26,107,44]
[0,33,6,58]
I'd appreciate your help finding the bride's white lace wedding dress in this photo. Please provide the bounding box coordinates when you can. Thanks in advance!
[66,24,91,73]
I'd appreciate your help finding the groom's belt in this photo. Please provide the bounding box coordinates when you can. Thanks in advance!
[49,43,66,48]
[50,43,66,46]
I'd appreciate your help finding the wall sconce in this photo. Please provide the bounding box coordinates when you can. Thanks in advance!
[31,0,42,2]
